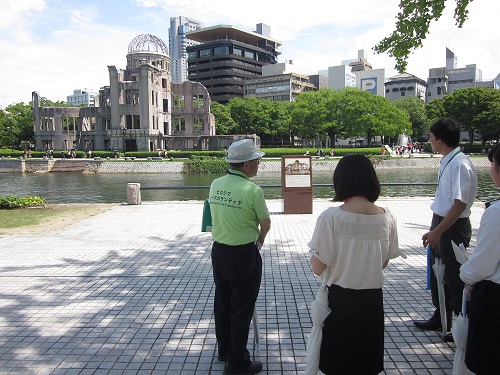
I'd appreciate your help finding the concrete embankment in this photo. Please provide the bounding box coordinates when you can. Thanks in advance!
[0,156,491,173]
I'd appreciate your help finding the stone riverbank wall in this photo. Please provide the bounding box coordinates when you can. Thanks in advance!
[0,156,491,173]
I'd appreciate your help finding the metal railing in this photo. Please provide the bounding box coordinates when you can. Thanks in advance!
[140,182,437,191]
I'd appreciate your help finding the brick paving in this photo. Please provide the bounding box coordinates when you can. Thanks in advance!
[0,198,483,374]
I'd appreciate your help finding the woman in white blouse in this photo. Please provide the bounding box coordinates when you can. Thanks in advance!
[309,154,401,375]
[460,143,500,375]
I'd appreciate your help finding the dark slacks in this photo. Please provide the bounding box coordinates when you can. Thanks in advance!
[211,241,262,368]
[465,280,500,374]
[429,214,471,315]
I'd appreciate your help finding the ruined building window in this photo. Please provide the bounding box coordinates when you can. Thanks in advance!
[193,117,204,131]
[174,118,185,132]
[174,95,185,109]
[164,122,168,134]
[163,98,168,112]
[162,78,167,88]
[152,91,155,105]
[193,94,204,108]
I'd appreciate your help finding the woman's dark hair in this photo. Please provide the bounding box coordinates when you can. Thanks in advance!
[429,118,461,148]
[488,143,500,171]
[333,154,380,202]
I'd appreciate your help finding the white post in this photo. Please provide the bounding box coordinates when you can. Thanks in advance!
[127,183,141,205]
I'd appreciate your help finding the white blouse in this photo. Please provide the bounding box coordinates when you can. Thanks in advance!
[460,200,500,285]
[309,206,400,289]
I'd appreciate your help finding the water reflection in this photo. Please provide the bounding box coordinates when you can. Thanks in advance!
[0,167,497,204]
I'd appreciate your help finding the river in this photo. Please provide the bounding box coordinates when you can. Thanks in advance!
[0,167,497,204]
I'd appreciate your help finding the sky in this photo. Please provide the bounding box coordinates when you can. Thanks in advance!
[1,0,498,107]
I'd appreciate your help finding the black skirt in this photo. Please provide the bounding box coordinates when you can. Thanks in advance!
[465,280,500,375]
[319,284,384,375]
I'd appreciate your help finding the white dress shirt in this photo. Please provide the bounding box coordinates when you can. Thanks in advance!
[430,147,477,218]
[460,200,500,285]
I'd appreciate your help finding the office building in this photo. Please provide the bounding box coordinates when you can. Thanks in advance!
[67,88,97,106]
[385,73,427,101]
[186,23,281,103]
[244,63,316,101]
[169,16,204,84]
[426,48,499,102]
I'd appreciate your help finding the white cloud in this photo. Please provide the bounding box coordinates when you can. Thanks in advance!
[0,1,47,28]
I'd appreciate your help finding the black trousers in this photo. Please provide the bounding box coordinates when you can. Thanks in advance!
[465,280,500,374]
[211,241,262,368]
[429,214,471,315]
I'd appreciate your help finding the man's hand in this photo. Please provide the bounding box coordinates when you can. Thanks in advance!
[422,229,441,248]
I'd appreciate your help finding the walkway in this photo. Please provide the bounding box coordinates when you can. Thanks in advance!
[0,198,483,374]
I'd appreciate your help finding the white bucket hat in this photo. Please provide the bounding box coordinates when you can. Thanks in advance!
[226,139,265,163]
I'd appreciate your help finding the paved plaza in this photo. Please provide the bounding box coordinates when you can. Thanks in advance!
[0,198,484,374]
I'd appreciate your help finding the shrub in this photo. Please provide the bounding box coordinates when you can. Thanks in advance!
[0,195,47,209]
[183,156,228,173]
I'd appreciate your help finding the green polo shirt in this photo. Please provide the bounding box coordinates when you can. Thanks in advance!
[209,169,270,246]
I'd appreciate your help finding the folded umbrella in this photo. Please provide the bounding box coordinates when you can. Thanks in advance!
[432,257,448,336]
[252,307,260,351]
[452,289,468,375]
[305,274,331,375]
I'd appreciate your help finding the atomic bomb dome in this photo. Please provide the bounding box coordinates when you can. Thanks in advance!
[127,34,169,56]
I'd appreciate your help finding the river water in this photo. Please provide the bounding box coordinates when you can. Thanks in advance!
[0,168,497,204]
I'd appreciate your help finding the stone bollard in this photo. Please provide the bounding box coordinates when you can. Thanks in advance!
[127,183,141,205]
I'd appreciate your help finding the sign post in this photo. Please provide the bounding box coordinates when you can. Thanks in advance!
[281,155,313,214]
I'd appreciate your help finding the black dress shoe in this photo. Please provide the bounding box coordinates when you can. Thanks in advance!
[443,332,454,343]
[224,360,263,375]
[413,317,442,330]
[413,311,453,331]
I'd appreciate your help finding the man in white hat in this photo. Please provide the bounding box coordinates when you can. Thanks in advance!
[209,139,271,375]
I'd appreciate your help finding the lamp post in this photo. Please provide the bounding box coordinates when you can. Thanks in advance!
[6,126,13,150]
[121,126,126,155]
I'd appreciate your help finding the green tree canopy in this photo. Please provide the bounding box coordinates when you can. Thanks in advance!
[211,101,237,135]
[394,96,429,141]
[0,102,33,149]
[374,0,473,72]
[441,87,500,144]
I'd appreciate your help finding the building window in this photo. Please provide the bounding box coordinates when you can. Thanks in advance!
[193,94,204,108]
[188,51,197,59]
[162,78,167,88]
[244,50,254,59]
[193,117,204,131]
[163,98,168,112]
[199,49,211,57]
[214,46,229,55]
[174,95,185,109]
[174,118,185,132]
[233,48,242,56]
[401,91,406,96]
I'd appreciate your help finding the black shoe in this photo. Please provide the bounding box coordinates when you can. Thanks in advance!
[413,311,453,331]
[443,332,454,343]
[218,354,228,362]
[224,360,263,375]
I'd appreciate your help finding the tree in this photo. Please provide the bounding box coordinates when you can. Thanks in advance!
[394,96,429,141]
[374,0,473,72]
[290,89,342,141]
[0,102,33,149]
[425,98,446,124]
[441,87,500,144]
[211,102,237,135]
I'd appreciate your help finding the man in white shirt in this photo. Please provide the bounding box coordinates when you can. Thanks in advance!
[413,118,477,342]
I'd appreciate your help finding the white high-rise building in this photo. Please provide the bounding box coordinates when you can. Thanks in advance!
[67,88,97,106]
[168,16,203,84]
